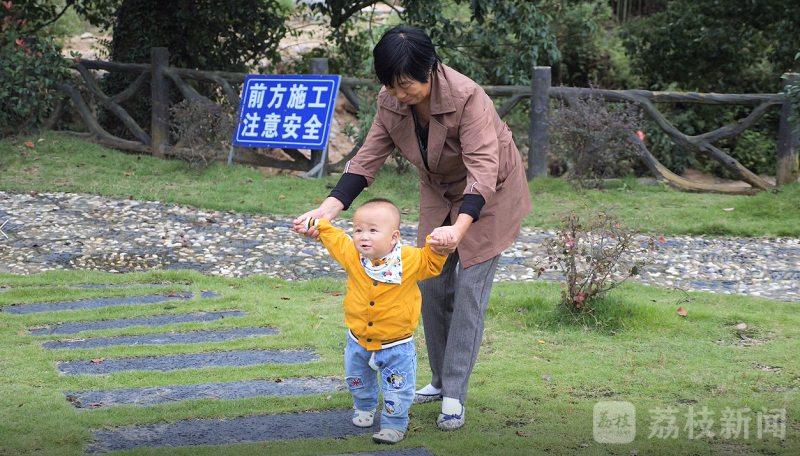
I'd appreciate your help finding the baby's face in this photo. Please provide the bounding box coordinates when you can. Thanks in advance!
[352,204,400,260]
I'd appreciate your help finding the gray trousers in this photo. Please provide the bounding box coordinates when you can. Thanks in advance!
[418,251,500,404]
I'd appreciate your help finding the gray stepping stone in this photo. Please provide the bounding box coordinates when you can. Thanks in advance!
[58,349,317,375]
[65,377,344,408]
[28,310,246,335]
[42,327,278,350]
[1,291,220,314]
[86,409,379,453]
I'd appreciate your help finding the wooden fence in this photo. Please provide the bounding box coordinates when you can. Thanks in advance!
[54,48,799,195]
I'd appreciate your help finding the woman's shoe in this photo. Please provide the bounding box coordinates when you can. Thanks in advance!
[352,408,377,428]
[436,405,465,430]
[412,392,443,405]
[372,428,405,444]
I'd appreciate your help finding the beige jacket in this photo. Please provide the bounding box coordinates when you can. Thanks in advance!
[344,63,532,268]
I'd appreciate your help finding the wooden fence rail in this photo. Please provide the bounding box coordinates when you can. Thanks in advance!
[53,48,799,194]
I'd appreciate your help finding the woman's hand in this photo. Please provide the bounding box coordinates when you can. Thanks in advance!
[293,197,345,238]
[426,214,473,254]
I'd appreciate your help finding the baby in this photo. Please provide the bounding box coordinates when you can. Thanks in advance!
[302,198,449,444]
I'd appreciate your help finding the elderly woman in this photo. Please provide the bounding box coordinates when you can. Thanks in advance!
[294,24,531,431]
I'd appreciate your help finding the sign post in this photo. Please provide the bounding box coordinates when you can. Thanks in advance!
[232,75,341,178]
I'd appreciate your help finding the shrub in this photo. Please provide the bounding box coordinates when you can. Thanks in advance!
[0,2,70,137]
[549,92,646,187]
[169,100,235,165]
[538,206,663,321]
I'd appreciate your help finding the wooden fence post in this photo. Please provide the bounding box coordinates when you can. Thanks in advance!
[528,66,551,180]
[309,57,329,176]
[151,47,170,159]
[777,73,799,186]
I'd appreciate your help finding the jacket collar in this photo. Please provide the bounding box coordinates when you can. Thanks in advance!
[379,63,457,116]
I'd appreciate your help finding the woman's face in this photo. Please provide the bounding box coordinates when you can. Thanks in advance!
[385,76,431,106]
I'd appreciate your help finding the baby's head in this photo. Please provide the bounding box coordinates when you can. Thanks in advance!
[352,198,401,260]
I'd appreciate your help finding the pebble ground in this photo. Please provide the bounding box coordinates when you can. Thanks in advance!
[1,190,798,302]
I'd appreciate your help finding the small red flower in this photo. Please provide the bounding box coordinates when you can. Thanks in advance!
[2,1,13,11]
[14,38,23,47]
[636,130,646,142]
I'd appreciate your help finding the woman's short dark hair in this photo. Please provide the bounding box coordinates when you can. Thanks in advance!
[373,25,440,88]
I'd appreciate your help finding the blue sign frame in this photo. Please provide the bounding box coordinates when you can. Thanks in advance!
[233,75,341,149]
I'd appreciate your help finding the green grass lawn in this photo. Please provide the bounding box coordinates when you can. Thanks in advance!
[2,132,799,237]
[0,271,797,455]
[0,132,798,455]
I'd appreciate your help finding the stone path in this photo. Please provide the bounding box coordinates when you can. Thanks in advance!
[28,309,246,335]
[65,378,344,408]
[1,190,799,301]
[86,410,380,453]
[41,327,279,350]
[58,349,319,375]
[0,291,219,314]
[4,285,431,454]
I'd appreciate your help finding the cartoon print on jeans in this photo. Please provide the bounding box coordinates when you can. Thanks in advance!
[383,394,399,415]
[383,367,406,389]
[346,376,364,389]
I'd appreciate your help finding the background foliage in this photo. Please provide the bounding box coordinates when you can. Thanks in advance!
[621,0,800,93]
[0,1,70,137]
[96,0,293,138]
[5,0,799,180]
[620,0,800,177]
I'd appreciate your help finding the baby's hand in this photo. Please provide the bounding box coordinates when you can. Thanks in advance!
[303,217,320,231]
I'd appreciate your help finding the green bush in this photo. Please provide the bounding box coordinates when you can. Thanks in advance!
[0,2,70,137]
[726,128,777,177]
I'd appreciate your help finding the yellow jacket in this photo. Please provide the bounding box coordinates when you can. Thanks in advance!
[316,219,447,350]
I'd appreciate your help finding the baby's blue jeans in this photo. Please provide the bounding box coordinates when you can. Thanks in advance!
[344,336,416,432]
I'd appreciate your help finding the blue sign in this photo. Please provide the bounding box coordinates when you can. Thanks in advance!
[233,75,341,149]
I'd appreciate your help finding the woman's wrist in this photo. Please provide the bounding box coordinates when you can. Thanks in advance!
[320,197,345,219]
[453,213,473,230]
